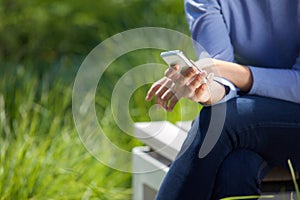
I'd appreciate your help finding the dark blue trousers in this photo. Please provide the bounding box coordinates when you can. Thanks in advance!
[156,96,300,200]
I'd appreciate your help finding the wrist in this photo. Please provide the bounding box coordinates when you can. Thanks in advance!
[199,80,227,106]
[212,77,239,105]
[210,59,253,92]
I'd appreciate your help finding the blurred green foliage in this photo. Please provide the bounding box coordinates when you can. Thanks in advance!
[0,0,199,199]
[0,66,134,199]
[0,0,188,65]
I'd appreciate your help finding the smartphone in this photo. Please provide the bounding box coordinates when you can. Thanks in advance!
[160,50,202,72]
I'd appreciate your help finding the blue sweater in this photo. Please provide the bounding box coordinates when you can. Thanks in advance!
[184,0,300,103]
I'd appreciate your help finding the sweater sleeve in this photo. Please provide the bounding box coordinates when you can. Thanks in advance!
[249,52,300,103]
[184,0,234,61]
[185,0,300,104]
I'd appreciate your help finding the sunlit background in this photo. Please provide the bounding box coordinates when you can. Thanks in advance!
[0,0,201,199]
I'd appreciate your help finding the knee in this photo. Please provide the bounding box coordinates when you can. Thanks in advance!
[199,99,256,151]
[200,98,256,130]
[212,149,270,200]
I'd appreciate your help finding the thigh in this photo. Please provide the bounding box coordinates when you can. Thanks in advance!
[156,96,300,200]
[221,96,300,170]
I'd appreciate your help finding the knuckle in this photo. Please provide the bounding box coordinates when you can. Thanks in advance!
[185,85,194,93]
[162,94,169,101]
[171,97,179,105]
[164,69,169,77]
[155,89,164,97]
[183,67,196,77]
[164,68,172,77]
[191,75,203,86]
[193,74,202,82]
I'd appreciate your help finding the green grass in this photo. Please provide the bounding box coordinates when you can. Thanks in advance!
[288,159,300,200]
[0,53,200,199]
[0,66,133,199]
[0,0,199,198]
[220,195,275,200]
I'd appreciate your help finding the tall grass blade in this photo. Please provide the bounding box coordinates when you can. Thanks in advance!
[288,159,300,200]
[220,195,274,200]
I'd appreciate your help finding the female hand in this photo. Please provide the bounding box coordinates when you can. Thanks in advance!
[145,65,212,112]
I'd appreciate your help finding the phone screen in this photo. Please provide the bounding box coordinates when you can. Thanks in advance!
[160,50,201,72]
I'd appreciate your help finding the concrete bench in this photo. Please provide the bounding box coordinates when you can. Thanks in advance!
[132,121,299,200]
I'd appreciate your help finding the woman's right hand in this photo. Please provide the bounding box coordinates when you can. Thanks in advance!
[145,65,213,111]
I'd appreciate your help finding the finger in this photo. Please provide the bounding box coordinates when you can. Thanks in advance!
[174,66,197,86]
[194,84,207,98]
[160,84,177,111]
[145,78,168,101]
[154,79,174,109]
[156,89,169,110]
[146,84,161,101]
[197,71,209,84]
[155,79,173,99]
[187,74,204,90]
[156,96,163,109]
[161,97,169,110]
[193,84,211,103]
[164,64,180,78]
[181,66,197,78]
[156,93,171,110]
[161,88,175,102]
[167,95,180,112]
